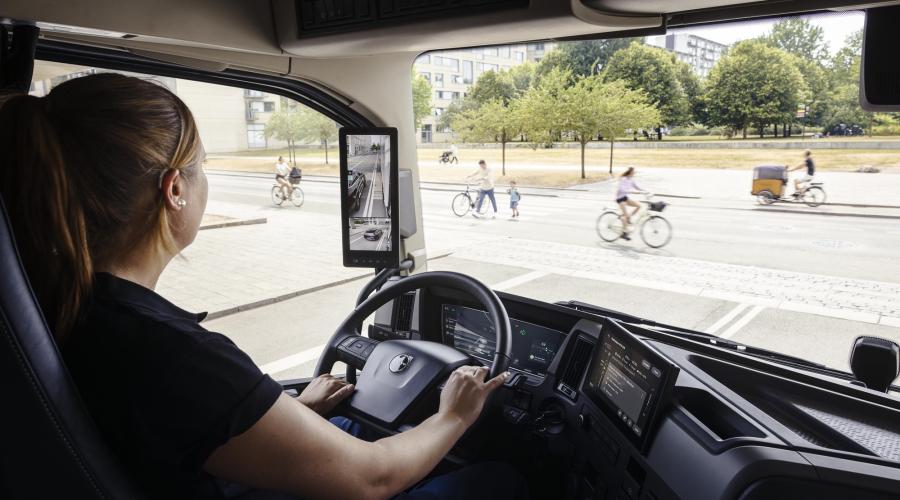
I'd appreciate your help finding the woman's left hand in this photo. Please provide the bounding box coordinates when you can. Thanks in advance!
[297,374,355,415]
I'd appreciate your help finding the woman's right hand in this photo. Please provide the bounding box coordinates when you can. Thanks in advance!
[438,366,509,428]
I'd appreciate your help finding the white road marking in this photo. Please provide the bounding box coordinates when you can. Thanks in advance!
[260,344,326,376]
[705,303,750,334]
[491,270,549,292]
[719,306,764,339]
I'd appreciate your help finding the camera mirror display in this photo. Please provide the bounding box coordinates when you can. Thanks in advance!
[340,128,399,268]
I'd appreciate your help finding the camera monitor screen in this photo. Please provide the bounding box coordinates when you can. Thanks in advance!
[339,128,399,268]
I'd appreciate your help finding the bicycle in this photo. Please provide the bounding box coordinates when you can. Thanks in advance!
[451,185,490,217]
[271,183,304,207]
[596,195,672,248]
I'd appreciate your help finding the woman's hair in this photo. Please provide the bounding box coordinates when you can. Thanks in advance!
[0,73,202,340]
[278,156,283,161]
[621,167,635,178]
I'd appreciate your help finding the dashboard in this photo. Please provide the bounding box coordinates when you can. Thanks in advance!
[370,281,900,500]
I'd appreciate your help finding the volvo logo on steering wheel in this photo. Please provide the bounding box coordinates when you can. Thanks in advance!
[389,353,414,373]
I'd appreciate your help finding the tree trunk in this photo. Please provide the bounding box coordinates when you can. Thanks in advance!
[324,139,329,164]
[608,139,615,175]
[759,124,764,138]
[580,141,586,179]
[742,127,747,139]
[502,140,507,176]
[774,124,778,137]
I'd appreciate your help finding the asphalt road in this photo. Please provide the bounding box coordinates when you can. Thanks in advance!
[201,170,900,379]
[348,153,388,218]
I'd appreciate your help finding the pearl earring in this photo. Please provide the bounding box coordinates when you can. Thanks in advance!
[177,199,187,207]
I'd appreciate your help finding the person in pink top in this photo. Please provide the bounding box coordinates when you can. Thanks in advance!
[615,167,648,240]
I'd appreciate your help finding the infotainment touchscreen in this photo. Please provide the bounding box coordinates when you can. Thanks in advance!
[582,319,679,451]
[442,304,563,377]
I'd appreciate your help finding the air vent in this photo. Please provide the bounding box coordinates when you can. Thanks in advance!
[393,292,416,333]
[557,336,594,400]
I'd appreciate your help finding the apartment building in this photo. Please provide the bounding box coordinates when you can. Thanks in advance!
[646,33,727,78]
[413,42,555,143]
[29,61,291,153]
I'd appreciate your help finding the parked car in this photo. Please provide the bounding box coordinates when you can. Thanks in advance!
[363,228,383,241]
[346,170,366,212]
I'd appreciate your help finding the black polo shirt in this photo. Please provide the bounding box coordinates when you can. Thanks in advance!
[64,273,283,499]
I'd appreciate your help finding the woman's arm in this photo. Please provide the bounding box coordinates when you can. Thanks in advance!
[204,366,507,500]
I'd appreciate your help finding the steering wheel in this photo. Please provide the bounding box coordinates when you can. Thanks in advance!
[314,271,512,430]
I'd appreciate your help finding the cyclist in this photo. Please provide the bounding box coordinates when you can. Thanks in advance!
[466,160,497,219]
[275,156,292,199]
[788,150,815,197]
[615,167,648,241]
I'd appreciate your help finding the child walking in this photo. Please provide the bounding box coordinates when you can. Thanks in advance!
[507,180,521,219]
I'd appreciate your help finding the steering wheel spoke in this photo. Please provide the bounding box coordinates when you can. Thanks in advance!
[336,335,379,371]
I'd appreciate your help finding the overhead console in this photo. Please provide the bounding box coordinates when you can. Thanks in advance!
[294,0,528,38]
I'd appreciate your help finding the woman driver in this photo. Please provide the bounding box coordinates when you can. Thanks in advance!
[0,74,525,500]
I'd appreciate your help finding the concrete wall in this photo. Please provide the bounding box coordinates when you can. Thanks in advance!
[416,141,900,150]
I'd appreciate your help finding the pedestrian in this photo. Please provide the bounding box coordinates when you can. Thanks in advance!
[507,180,521,219]
[450,143,459,164]
[465,160,497,219]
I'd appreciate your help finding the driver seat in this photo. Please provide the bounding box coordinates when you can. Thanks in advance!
[0,193,144,498]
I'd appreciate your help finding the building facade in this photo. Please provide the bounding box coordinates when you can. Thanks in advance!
[413,42,556,144]
[645,34,727,78]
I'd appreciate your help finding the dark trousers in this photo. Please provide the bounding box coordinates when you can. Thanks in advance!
[330,417,529,500]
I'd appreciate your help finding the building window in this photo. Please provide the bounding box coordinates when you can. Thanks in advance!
[434,73,444,88]
[419,71,431,81]
[263,102,275,112]
[442,57,459,71]
[483,47,498,57]
[515,51,524,62]
[433,107,444,117]
[247,124,266,148]
[500,46,510,58]
[483,63,498,72]
[452,74,464,84]
[435,91,457,100]
[244,89,264,98]
[416,54,430,64]
[463,61,473,84]
[528,42,545,51]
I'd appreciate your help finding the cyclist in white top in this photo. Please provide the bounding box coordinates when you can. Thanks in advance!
[615,167,648,240]
[275,156,292,199]
[466,160,497,219]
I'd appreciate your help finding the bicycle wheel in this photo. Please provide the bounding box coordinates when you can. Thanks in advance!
[290,186,305,207]
[802,187,826,207]
[451,193,472,217]
[640,215,672,248]
[756,190,776,205]
[271,186,285,206]
[596,211,624,242]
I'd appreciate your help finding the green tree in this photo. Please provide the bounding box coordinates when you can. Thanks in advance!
[820,31,872,132]
[592,80,660,175]
[603,44,691,126]
[537,38,638,78]
[451,99,521,175]
[764,18,829,64]
[674,59,703,123]
[508,63,537,94]
[264,109,304,164]
[517,67,570,148]
[411,71,433,130]
[703,40,805,138]
[468,70,517,105]
[299,108,338,164]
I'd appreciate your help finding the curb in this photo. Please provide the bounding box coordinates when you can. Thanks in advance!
[199,217,267,231]
[203,251,455,321]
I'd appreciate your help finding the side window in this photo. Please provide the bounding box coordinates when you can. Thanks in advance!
[29,60,353,379]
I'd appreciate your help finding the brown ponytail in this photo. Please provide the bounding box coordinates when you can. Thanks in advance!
[0,74,202,340]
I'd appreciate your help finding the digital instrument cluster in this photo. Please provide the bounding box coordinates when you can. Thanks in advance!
[442,304,564,377]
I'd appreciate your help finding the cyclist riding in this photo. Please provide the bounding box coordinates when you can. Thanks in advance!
[274,156,292,199]
[615,167,649,240]
[787,150,815,198]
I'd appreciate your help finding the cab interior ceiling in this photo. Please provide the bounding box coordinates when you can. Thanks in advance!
[3,0,900,64]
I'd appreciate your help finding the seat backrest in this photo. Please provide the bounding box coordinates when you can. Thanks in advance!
[0,195,143,499]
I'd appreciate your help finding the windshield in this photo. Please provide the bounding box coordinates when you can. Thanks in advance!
[412,11,900,373]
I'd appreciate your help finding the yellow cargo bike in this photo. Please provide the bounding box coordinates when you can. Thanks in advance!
[752,165,827,207]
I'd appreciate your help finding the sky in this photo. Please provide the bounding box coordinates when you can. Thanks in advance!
[674,11,865,54]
